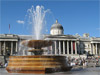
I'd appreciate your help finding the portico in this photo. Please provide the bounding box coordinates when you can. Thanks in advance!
[91,38,100,56]
[45,35,78,56]
[0,34,19,56]
[46,20,78,56]
[52,40,77,55]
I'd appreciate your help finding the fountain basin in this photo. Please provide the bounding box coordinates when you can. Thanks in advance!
[6,55,72,74]
[21,40,53,48]
[21,40,53,55]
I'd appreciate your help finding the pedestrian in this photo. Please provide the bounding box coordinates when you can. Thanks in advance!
[5,63,8,67]
[1,62,3,68]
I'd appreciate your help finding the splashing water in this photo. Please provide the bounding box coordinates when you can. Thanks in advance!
[27,5,49,40]
[18,5,50,55]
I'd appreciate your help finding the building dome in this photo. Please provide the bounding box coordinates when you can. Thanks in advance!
[50,20,64,35]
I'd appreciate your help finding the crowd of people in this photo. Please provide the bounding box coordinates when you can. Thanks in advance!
[0,61,8,68]
[67,57,87,67]
[67,56,100,67]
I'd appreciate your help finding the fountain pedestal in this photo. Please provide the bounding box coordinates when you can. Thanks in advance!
[6,55,72,74]
[6,40,72,74]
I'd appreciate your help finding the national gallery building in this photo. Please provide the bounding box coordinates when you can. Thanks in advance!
[0,20,100,63]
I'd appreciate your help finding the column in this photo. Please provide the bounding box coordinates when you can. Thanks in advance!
[67,41,69,55]
[90,43,93,54]
[96,43,97,55]
[63,41,65,54]
[71,41,73,54]
[3,41,6,55]
[50,45,53,55]
[59,41,61,55]
[16,42,18,54]
[75,42,77,54]
[55,41,57,55]
[0,42,1,55]
[11,41,13,55]
[93,43,95,54]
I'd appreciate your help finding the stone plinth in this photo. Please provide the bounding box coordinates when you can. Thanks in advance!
[6,55,72,74]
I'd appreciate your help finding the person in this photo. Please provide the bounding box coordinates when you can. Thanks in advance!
[1,62,3,68]
[5,63,8,67]
[0,61,1,67]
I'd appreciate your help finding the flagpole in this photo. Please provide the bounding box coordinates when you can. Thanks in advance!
[9,24,10,34]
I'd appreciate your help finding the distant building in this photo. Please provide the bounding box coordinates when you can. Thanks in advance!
[0,20,100,65]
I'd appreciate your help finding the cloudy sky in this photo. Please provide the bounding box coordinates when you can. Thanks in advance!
[0,0,100,37]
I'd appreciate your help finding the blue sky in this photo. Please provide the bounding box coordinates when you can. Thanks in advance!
[0,0,100,37]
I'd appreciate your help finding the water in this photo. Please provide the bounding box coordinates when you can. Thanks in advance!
[27,5,49,40]
[1,67,100,75]
[18,40,29,56]
[17,5,50,55]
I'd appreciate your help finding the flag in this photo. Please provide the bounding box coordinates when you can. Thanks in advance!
[73,42,75,51]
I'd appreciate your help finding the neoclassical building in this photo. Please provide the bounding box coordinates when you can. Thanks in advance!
[0,20,100,64]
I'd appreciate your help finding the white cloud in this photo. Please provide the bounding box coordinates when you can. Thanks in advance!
[17,20,24,24]
[97,28,100,30]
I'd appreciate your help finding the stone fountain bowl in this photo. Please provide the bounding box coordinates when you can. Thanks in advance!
[21,40,53,48]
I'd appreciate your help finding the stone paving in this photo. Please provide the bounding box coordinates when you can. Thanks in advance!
[0,67,100,75]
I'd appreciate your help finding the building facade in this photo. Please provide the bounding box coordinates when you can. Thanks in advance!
[0,20,100,65]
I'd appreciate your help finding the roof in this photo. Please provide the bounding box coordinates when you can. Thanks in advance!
[0,34,19,39]
[45,35,77,39]
[51,20,64,30]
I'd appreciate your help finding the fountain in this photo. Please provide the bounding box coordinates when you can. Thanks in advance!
[21,40,53,55]
[6,5,72,74]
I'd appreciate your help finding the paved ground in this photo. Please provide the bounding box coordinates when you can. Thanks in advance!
[0,67,100,75]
